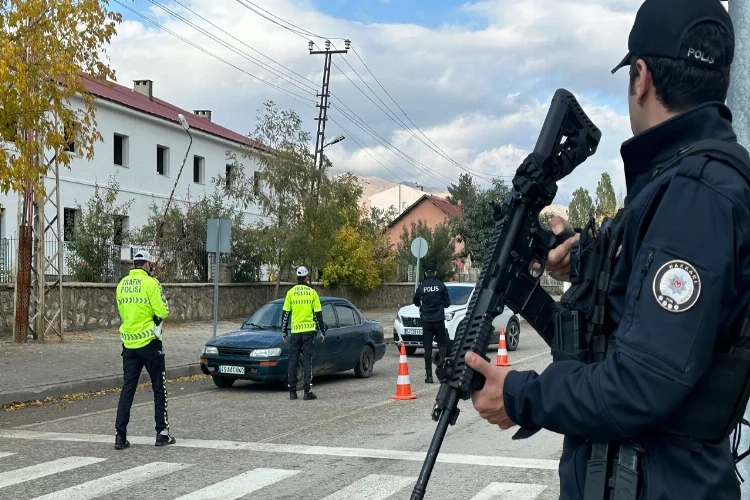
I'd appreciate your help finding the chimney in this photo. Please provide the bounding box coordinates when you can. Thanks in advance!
[133,79,153,100]
[194,110,212,122]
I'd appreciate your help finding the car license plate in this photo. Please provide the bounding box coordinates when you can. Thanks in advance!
[404,328,422,336]
[218,365,245,375]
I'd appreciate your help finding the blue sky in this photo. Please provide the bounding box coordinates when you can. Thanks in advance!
[122,0,477,28]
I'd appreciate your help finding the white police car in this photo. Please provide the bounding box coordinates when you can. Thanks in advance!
[393,282,523,355]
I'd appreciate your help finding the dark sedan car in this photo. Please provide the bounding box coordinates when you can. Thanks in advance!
[200,296,386,390]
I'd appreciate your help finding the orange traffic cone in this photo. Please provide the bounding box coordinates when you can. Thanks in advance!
[392,344,417,400]
[495,327,511,367]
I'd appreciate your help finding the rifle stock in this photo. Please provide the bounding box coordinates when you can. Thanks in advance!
[409,89,601,500]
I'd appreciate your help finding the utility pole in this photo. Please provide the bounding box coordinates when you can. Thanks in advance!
[727,0,750,492]
[309,39,350,197]
[12,16,64,344]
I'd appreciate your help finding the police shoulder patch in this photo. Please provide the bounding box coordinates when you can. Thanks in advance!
[652,259,701,312]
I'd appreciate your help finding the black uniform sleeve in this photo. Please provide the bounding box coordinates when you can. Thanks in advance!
[413,285,423,307]
[313,310,325,336]
[281,310,291,335]
[442,283,451,308]
[503,173,740,442]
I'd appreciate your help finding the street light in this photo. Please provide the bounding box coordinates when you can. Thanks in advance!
[323,134,345,148]
[152,113,194,251]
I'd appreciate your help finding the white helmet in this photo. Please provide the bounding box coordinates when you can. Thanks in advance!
[296,266,309,277]
[134,249,153,262]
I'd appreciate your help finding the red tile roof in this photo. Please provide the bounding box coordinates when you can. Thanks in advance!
[386,193,464,230]
[430,194,463,219]
[80,75,272,154]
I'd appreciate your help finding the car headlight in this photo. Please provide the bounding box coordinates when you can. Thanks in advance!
[203,346,218,355]
[445,312,455,321]
[250,348,282,358]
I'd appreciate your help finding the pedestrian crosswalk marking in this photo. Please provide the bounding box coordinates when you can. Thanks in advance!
[0,456,106,490]
[172,468,300,500]
[319,474,414,500]
[0,430,561,470]
[469,482,548,500]
[29,462,191,500]
[0,453,15,459]
[0,454,552,499]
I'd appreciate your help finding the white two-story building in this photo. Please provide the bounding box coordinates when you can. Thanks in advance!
[0,77,272,281]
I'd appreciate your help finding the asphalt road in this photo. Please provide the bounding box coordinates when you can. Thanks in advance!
[0,326,562,500]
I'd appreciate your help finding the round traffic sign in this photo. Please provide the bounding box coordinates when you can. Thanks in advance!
[411,237,428,259]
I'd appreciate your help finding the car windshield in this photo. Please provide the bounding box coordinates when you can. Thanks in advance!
[242,303,282,329]
[447,285,473,306]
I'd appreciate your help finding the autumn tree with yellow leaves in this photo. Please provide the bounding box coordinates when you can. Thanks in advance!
[0,0,122,195]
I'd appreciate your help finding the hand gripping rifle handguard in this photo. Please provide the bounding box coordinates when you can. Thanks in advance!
[410,89,601,500]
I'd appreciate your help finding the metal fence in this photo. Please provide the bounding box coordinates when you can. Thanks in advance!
[0,237,266,284]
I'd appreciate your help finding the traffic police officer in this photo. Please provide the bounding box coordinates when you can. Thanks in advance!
[281,266,326,401]
[413,262,450,384]
[114,250,176,450]
[465,1,750,499]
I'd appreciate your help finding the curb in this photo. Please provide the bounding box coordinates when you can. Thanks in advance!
[0,363,204,407]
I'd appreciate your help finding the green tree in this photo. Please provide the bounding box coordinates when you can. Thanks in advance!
[222,100,312,295]
[396,220,457,281]
[450,178,511,265]
[568,187,595,229]
[127,186,266,283]
[595,172,617,223]
[66,173,134,282]
[446,173,476,206]
[321,225,383,292]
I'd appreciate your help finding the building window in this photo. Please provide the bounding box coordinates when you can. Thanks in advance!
[63,207,77,241]
[193,155,205,184]
[113,215,128,245]
[157,145,169,176]
[252,170,261,196]
[225,164,233,189]
[64,123,78,155]
[114,133,128,167]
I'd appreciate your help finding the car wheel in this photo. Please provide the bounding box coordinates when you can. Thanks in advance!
[354,345,375,378]
[405,346,417,356]
[506,318,520,352]
[212,375,235,388]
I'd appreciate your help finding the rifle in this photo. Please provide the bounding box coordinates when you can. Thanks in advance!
[410,88,601,500]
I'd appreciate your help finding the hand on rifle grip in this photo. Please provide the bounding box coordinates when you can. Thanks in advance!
[546,216,579,282]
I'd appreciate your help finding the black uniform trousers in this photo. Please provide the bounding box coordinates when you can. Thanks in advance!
[288,332,315,392]
[115,338,169,436]
[422,321,447,375]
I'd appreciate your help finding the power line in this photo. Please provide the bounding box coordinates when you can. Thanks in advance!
[229,1,512,183]
[146,0,318,96]
[112,0,317,107]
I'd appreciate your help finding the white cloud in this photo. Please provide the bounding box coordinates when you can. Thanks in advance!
[106,0,643,205]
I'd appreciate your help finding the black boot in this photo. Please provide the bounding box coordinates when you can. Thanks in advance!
[425,374,434,384]
[303,391,317,400]
[155,431,176,447]
[114,434,130,450]
[290,390,298,400]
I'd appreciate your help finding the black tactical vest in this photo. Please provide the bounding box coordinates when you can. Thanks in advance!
[553,139,750,498]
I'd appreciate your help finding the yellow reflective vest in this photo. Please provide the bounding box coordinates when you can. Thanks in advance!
[282,284,322,334]
[116,268,169,349]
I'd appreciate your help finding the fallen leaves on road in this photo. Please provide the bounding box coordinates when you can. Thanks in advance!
[0,373,208,412]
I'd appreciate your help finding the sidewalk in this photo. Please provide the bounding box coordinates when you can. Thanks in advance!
[0,309,397,407]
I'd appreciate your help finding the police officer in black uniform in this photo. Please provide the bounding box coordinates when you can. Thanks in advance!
[464,1,750,499]
[413,262,450,384]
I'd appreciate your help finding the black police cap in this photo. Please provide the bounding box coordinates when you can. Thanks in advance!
[425,262,437,272]
[611,0,734,75]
